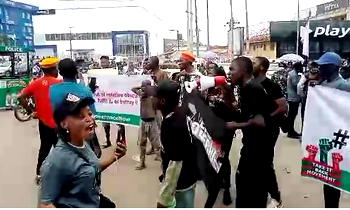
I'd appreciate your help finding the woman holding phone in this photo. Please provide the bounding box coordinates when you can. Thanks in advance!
[39,93,127,208]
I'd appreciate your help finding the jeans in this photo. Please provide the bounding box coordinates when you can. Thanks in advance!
[175,186,195,208]
[37,121,58,175]
[287,101,300,134]
[324,184,341,208]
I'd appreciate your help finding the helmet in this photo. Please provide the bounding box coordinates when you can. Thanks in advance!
[39,57,59,69]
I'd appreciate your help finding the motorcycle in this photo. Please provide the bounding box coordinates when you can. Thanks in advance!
[13,97,35,122]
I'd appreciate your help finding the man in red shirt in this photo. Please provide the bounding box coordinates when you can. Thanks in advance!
[18,57,62,184]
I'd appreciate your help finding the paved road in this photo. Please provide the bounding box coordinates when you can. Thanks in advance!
[1,110,350,207]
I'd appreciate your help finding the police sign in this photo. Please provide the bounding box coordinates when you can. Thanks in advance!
[33,9,56,16]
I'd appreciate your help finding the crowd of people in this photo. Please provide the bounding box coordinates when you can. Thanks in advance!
[16,49,350,208]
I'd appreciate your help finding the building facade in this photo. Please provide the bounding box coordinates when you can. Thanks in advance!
[0,0,37,53]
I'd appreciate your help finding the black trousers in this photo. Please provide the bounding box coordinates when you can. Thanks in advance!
[267,127,281,202]
[37,121,58,175]
[116,124,126,144]
[236,158,269,208]
[324,184,341,208]
[287,101,300,134]
[103,123,126,145]
[103,123,111,145]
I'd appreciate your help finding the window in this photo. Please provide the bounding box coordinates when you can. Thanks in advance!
[270,43,275,51]
[22,12,25,19]
[263,44,266,51]
[26,13,31,20]
[27,27,32,33]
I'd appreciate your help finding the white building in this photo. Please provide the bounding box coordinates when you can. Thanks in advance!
[32,5,171,59]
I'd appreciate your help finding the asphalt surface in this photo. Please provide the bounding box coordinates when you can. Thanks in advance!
[1,110,350,207]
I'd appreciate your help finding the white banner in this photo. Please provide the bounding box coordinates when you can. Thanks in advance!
[92,75,152,127]
[302,86,350,193]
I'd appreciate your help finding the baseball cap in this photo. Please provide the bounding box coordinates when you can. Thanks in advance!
[316,52,342,66]
[181,51,196,63]
[54,93,95,125]
[40,57,59,69]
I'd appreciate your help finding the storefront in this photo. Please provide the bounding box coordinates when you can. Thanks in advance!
[270,20,350,60]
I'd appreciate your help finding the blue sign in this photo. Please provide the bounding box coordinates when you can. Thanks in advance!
[0,0,38,52]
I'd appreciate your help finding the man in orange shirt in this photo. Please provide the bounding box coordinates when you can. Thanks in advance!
[18,57,62,184]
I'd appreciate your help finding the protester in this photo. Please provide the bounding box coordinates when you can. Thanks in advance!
[132,80,161,170]
[226,56,274,208]
[205,65,238,207]
[271,62,289,97]
[39,93,126,208]
[297,61,320,124]
[95,56,126,148]
[18,57,62,184]
[312,52,350,208]
[253,56,288,207]
[146,56,169,84]
[176,52,202,105]
[156,80,197,208]
[50,58,101,158]
[286,62,303,139]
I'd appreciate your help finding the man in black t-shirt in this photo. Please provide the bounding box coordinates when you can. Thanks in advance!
[253,56,288,207]
[226,57,275,208]
[156,80,197,208]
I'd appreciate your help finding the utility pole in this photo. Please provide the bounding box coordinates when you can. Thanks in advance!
[296,0,300,55]
[69,26,73,59]
[186,0,190,51]
[245,0,249,54]
[230,0,234,56]
[194,0,199,57]
[206,0,210,50]
[189,0,194,53]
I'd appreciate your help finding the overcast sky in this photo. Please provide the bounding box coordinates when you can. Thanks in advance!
[18,0,332,46]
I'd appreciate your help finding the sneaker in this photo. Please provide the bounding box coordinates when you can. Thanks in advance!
[35,175,41,186]
[267,198,283,208]
[135,163,146,170]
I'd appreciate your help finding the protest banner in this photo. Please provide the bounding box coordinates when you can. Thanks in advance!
[92,74,152,127]
[302,86,350,193]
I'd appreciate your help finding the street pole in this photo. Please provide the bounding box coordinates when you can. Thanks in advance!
[245,0,249,54]
[177,30,180,51]
[189,0,194,52]
[230,0,234,56]
[69,27,73,59]
[296,0,300,55]
[194,0,200,57]
[206,0,210,50]
[186,0,190,51]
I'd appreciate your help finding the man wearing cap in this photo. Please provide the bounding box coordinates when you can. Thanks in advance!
[50,58,102,158]
[18,57,62,184]
[176,52,202,105]
[315,52,350,208]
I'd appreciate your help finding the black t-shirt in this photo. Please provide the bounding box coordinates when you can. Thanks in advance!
[239,80,274,164]
[160,108,197,190]
[260,77,285,127]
